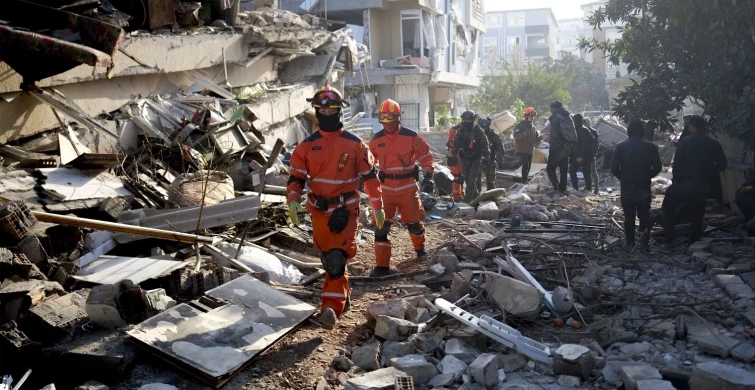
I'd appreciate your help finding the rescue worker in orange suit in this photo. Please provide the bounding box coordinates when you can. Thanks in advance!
[447,123,465,201]
[368,99,434,277]
[287,86,386,329]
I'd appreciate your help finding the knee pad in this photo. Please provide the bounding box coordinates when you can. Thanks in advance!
[321,249,346,280]
[374,221,392,242]
[407,222,424,236]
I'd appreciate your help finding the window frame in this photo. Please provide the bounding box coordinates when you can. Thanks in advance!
[508,12,525,27]
[486,13,502,27]
[400,10,425,58]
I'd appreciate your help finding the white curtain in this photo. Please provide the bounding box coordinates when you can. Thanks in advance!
[435,14,448,50]
[414,20,422,50]
[423,11,436,50]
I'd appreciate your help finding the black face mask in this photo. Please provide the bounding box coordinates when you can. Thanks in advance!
[316,111,342,132]
[463,122,474,130]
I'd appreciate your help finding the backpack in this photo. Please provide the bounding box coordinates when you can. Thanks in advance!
[556,114,578,144]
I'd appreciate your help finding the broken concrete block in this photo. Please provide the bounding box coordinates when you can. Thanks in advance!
[444,338,480,364]
[690,361,755,390]
[99,197,131,221]
[435,249,460,273]
[45,329,136,381]
[74,381,110,390]
[428,373,455,387]
[636,379,676,390]
[484,274,543,319]
[18,235,48,265]
[643,319,676,340]
[685,322,714,343]
[620,364,663,390]
[620,342,652,356]
[367,299,412,322]
[86,284,126,329]
[436,355,468,378]
[26,289,90,343]
[374,315,418,341]
[465,233,494,248]
[0,280,65,323]
[698,334,741,358]
[551,286,575,313]
[475,201,499,220]
[0,321,39,355]
[456,205,476,217]
[345,367,407,390]
[41,385,56,390]
[498,352,527,373]
[553,344,594,380]
[332,355,355,372]
[429,263,445,275]
[557,375,581,387]
[407,329,444,353]
[687,241,711,254]
[469,353,499,388]
[352,341,382,372]
[381,341,414,367]
[731,342,755,363]
[389,354,438,385]
[142,289,176,313]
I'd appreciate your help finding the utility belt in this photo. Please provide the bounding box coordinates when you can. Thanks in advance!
[380,166,420,182]
[310,191,357,212]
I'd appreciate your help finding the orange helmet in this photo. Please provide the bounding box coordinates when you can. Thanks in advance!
[524,107,537,116]
[378,99,401,123]
[306,85,349,108]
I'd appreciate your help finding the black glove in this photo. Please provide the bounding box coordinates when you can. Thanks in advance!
[421,173,434,193]
[378,170,386,183]
[328,206,350,233]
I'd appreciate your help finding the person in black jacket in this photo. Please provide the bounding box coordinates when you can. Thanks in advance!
[546,101,573,194]
[582,117,601,194]
[611,119,663,253]
[569,114,599,192]
[663,115,727,246]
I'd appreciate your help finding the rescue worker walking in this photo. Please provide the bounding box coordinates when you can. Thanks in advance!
[513,107,540,183]
[569,114,599,193]
[447,123,465,201]
[662,115,727,246]
[287,86,386,329]
[546,101,575,194]
[479,117,504,190]
[582,117,601,194]
[451,111,490,203]
[369,99,434,277]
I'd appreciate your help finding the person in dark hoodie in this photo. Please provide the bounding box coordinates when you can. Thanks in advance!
[663,115,727,246]
[546,101,574,194]
[582,117,601,194]
[610,119,662,253]
[569,113,599,192]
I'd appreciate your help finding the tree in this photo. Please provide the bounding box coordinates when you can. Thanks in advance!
[579,0,755,142]
[545,53,610,112]
[471,61,573,120]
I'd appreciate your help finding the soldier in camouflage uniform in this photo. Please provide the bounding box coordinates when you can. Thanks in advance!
[452,110,490,203]
[477,117,505,190]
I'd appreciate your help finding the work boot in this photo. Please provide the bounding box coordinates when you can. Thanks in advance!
[640,231,651,254]
[316,308,338,330]
[369,266,391,278]
[593,188,599,195]
[416,249,428,262]
[343,296,351,314]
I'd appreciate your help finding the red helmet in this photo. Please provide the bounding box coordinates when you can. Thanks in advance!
[524,107,537,116]
[306,85,349,108]
[378,99,401,123]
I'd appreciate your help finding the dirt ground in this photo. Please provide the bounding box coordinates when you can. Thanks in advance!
[117,222,453,390]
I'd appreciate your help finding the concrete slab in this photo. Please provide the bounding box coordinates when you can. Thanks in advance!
[690,361,755,390]
[698,334,741,358]
[731,342,755,363]
[620,364,662,390]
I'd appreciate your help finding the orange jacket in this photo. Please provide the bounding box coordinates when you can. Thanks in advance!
[369,127,434,196]
[287,128,383,212]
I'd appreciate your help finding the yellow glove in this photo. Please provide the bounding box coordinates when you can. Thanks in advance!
[288,201,302,225]
[374,208,386,229]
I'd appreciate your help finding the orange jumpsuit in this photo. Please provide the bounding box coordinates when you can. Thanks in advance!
[287,128,383,316]
[448,124,465,201]
[369,127,434,268]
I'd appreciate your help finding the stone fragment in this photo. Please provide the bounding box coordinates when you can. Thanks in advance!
[142,289,176,313]
[475,201,499,220]
[434,249,459,273]
[465,233,494,248]
[698,334,741,358]
[636,379,676,390]
[389,354,438,385]
[484,273,543,319]
[407,329,444,353]
[26,289,90,343]
[17,235,48,265]
[620,364,663,390]
[44,329,136,381]
[352,342,382,372]
[729,262,753,274]
[732,342,755,363]
[374,315,418,341]
[687,241,711,254]
[742,271,755,289]
[497,352,527,373]
[429,263,445,275]
[714,274,745,289]
[0,321,38,353]
[685,323,713,343]
[367,299,412,322]
[0,280,65,323]
[99,197,131,221]
[551,286,574,313]
[428,373,455,387]
[602,365,622,384]
[437,355,468,378]
[381,341,414,367]
[620,342,652,356]
[74,382,110,390]
[690,361,755,390]
[469,353,499,388]
[41,385,56,390]
[643,320,676,340]
[557,375,581,387]
[332,355,354,372]
[444,338,480,364]
[86,284,126,329]
[553,344,594,379]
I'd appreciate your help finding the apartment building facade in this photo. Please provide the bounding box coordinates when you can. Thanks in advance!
[556,17,586,60]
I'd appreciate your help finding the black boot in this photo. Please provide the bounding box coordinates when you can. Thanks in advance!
[369,266,390,277]
[640,230,650,254]
[416,249,428,262]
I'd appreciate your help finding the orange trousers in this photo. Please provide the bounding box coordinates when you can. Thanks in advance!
[375,191,426,268]
[311,207,357,317]
[450,162,465,201]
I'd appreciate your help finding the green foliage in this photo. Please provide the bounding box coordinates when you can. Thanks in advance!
[578,0,755,141]
[434,105,460,131]
[544,53,610,112]
[508,99,526,121]
[471,61,573,120]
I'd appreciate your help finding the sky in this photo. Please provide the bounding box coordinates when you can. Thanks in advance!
[484,0,587,20]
